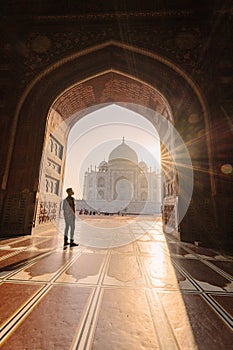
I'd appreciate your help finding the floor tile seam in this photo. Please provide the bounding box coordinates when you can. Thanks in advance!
[170,254,208,261]
[167,241,205,256]
[175,241,231,261]
[68,287,99,350]
[135,241,152,287]
[3,246,82,282]
[0,282,47,331]
[110,249,135,255]
[172,259,233,330]
[52,281,102,287]
[0,279,46,286]
[1,249,57,281]
[0,236,53,252]
[84,249,112,286]
[70,252,111,350]
[25,237,60,250]
[31,246,86,284]
[206,291,233,296]
[155,289,232,297]
[0,238,25,246]
[1,248,89,340]
[80,252,113,349]
[136,236,166,242]
[0,283,53,345]
[32,235,59,239]
[200,293,233,330]
[50,282,199,292]
[206,292,233,310]
[146,289,181,350]
[135,251,170,258]
[25,235,58,244]
[200,259,233,282]
[110,251,141,256]
[97,250,113,286]
[59,249,109,290]
[100,284,194,292]
[174,248,233,282]
[20,246,85,285]
[169,253,199,260]
[173,258,233,295]
[171,258,202,292]
[136,245,173,290]
[135,252,152,288]
[32,227,59,233]
[154,287,200,293]
[5,280,159,289]
[0,249,26,262]
[73,287,104,350]
[168,289,202,295]
[0,236,30,247]
[131,232,145,244]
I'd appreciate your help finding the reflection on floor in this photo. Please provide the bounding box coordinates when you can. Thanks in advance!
[0,216,232,349]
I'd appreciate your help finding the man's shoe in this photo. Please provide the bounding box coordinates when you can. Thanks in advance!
[64,241,69,247]
[70,242,79,247]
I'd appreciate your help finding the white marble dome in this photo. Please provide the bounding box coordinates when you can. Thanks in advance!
[108,139,138,163]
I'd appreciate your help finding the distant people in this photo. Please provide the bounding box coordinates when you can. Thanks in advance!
[63,188,79,247]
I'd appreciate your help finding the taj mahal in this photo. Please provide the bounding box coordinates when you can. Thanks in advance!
[77,138,161,214]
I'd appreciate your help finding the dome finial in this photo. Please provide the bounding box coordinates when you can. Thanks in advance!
[122,136,125,143]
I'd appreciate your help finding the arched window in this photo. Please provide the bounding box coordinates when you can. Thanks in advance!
[54,143,58,156]
[46,179,49,192]
[141,178,147,188]
[98,190,105,199]
[49,139,53,153]
[141,191,148,201]
[50,180,53,193]
[98,177,105,187]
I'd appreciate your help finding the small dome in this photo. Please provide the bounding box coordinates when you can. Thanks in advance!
[108,138,138,163]
[139,161,148,170]
[99,160,108,168]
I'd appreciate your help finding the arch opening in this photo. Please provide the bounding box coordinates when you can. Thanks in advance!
[35,70,194,247]
[2,42,210,247]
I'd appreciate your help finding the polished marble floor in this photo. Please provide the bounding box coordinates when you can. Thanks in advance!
[0,216,232,349]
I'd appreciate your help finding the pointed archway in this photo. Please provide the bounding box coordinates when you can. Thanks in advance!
[37,70,178,238]
[1,41,214,246]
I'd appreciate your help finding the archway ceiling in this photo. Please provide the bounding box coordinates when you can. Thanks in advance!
[2,1,227,17]
[52,71,171,127]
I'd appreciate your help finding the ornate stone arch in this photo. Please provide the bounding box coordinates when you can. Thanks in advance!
[2,41,213,245]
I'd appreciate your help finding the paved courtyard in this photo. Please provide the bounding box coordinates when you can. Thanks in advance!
[0,216,232,349]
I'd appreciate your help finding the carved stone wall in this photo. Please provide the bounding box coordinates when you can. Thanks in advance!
[0,3,232,251]
[34,109,68,226]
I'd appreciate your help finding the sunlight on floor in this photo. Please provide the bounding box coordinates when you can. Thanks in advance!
[1,216,232,349]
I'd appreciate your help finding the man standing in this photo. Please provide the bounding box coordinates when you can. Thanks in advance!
[63,188,79,247]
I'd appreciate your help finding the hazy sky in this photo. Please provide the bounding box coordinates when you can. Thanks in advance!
[63,104,161,198]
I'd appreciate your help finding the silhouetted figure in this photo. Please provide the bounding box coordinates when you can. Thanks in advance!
[63,188,79,247]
